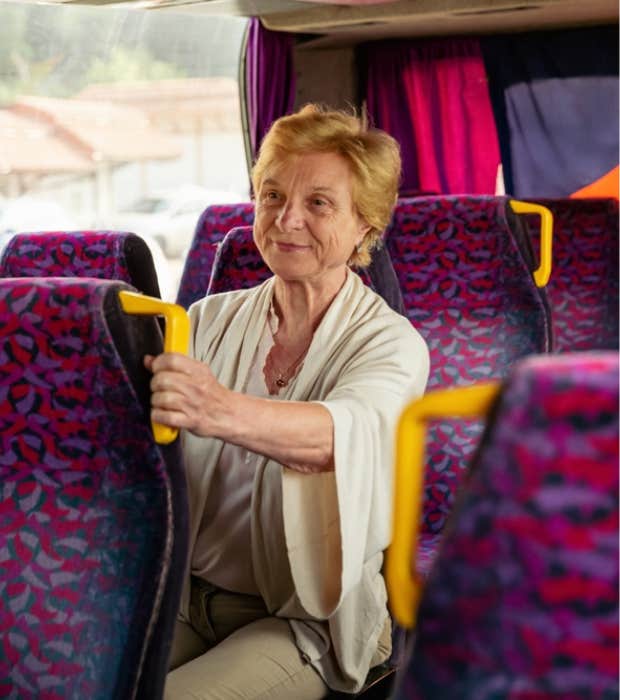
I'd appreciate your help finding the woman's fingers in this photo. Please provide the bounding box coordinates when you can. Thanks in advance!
[147,351,194,374]
[150,407,192,430]
[151,386,189,411]
[150,369,193,393]
[144,352,221,436]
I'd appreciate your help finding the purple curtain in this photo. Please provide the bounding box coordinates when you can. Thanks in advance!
[481,27,619,198]
[363,38,500,195]
[245,18,296,162]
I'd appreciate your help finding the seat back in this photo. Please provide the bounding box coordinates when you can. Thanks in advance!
[0,230,161,298]
[527,197,619,351]
[384,195,552,537]
[0,277,187,699]
[206,226,406,316]
[207,226,271,294]
[394,352,619,699]
[176,202,254,308]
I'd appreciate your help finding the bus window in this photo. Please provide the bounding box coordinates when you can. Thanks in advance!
[0,2,249,299]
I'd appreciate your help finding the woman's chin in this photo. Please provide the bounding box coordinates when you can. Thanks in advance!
[271,268,315,283]
[265,258,317,281]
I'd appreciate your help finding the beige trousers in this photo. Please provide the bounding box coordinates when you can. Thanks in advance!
[164,578,329,700]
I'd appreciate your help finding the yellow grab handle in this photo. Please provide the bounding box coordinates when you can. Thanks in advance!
[510,199,553,288]
[386,382,500,629]
[119,291,190,444]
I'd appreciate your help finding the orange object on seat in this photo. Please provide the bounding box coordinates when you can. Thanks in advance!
[570,165,619,200]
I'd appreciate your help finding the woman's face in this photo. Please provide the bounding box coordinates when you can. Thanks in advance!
[253,151,369,286]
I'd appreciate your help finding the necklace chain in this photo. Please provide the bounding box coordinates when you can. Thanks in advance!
[266,305,312,391]
[267,343,309,388]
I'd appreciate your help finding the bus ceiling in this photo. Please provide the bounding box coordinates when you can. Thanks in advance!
[19,0,618,46]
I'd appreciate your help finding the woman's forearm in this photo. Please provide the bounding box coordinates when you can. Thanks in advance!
[145,352,334,472]
[215,391,335,473]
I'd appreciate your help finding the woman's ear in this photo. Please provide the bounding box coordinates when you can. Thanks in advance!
[356,223,372,247]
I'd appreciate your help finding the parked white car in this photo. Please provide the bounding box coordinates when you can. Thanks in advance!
[109,185,249,259]
[0,197,177,302]
[0,196,79,252]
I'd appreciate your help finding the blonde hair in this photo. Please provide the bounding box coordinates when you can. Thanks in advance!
[251,103,401,268]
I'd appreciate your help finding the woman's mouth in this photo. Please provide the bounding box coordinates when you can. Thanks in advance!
[275,241,310,252]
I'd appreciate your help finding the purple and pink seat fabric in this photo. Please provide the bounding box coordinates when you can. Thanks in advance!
[527,197,619,352]
[176,203,254,309]
[0,277,188,699]
[395,352,619,699]
[0,230,161,298]
[383,195,551,571]
[206,225,270,295]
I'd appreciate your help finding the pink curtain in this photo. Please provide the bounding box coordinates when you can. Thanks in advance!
[365,38,500,195]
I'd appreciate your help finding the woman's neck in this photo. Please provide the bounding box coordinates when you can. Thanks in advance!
[272,268,348,337]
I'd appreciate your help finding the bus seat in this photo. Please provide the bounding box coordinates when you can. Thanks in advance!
[177,202,406,316]
[0,230,162,298]
[207,226,271,294]
[176,202,254,309]
[391,351,619,699]
[384,195,552,558]
[527,197,619,352]
[0,277,188,700]
[207,225,406,315]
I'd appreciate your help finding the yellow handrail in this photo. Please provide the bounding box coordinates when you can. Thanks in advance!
[119,291,190,444]
[386,382,500,629]
[510,199,553,287]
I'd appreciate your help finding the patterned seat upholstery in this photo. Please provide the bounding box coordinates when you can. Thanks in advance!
[384,195,552,565]
[0,230,161,298]
[176,203,254,309]
[0,277,188,700]
[394,352,619,699]
[207,226,271,295]
[206,226,406,316]
[527,198,619,352]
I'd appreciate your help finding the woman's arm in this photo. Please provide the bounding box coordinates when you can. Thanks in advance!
[144,352,334,473]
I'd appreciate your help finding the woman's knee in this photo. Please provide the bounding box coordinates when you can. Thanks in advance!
[165,617,327,700]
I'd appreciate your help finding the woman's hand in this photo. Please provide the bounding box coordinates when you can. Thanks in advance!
[144,353,334,472]
[144,353,232,438]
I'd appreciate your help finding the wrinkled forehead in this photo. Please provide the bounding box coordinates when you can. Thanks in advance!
[259,151,355,197]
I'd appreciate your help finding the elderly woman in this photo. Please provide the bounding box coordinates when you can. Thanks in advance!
[146,104,429,699]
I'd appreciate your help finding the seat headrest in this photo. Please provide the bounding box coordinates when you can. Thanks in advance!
[0,231,161,298]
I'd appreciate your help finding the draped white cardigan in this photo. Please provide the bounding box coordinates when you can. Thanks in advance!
[180,271,429,692]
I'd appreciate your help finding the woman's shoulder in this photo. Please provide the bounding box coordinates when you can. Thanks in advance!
[353,275,425,346]
[326,274,429,381]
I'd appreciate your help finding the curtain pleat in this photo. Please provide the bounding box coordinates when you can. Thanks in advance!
[245,18,296,163]
[364,38,501,195]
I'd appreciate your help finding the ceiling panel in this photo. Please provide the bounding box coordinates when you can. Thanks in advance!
[4,0,617,45]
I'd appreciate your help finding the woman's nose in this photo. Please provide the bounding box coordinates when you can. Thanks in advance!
[276,200,304,231]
